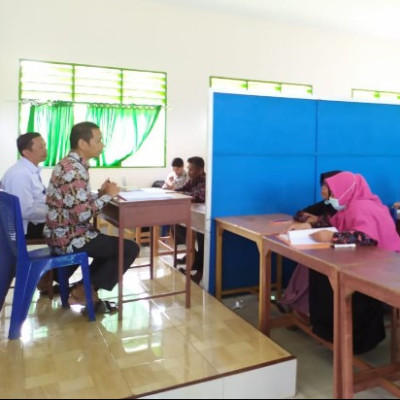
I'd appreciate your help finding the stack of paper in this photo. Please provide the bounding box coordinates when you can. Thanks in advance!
[118,190,173,201]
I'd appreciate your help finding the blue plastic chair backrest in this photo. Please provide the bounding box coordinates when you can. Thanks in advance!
[0,191,31,274]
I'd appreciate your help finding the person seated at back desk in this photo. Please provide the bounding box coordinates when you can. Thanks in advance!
[174,156,206,284]
[162,157,188,190]
[288,171,400,354]
[1,132,48,239]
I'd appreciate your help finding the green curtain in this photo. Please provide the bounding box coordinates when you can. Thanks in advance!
[27,101,74,166]
[86,104,161,167]
[85,105,119,167]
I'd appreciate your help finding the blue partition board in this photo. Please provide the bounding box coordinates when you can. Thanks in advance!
[209,93,318,294]
[213,93,317,155]
[208,92,400,295]
[317,101,400,155]
[212,155,315,217]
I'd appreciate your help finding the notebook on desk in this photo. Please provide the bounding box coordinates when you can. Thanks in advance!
[278,227,338,248]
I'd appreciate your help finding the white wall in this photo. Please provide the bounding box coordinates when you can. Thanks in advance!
[1,0,400,188]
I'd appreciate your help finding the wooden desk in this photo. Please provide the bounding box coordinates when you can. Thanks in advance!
[263,236,400,398]
[100,193,192,320]
[155,203,205,264]
[214,213,293,329]
[190,203,206,234]
[340,258,400,398]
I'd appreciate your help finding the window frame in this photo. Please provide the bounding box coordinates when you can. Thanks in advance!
[19,59,167,168]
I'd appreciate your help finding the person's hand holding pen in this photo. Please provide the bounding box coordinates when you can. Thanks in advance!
[309,229,334,242]
[100,178,120,198]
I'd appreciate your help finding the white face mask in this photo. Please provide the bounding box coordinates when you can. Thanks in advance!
[328,197,346,211]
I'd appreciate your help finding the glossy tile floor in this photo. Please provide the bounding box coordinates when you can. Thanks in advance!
[223,294,398,399]
[0,249,292,399]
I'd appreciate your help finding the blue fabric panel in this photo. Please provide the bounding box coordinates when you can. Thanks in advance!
[217,232,297,291]
[211,155,316,218]
[317,101,400,155]
[213,93,317,155]
[208,92,400,294]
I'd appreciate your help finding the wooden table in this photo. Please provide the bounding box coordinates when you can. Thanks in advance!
[100,193,193,320]
[155,203,205,265]
[190,203,206,234]
[214,213,293,330]
[340,258,400,398]
[263,235,400,398]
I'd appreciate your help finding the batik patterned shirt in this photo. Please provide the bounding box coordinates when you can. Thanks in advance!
[175,172,206,203]
[308,215,377,246]
[43,152,112,254]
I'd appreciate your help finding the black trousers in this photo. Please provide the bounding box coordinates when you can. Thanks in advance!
[74,233,140,291]
[309,270,385,354]
[175,225,204,271]
[26,222,45,239]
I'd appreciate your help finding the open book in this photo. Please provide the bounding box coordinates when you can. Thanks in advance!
[279,227,338,247]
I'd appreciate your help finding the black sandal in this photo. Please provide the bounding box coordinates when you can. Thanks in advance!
[81,300,118,315]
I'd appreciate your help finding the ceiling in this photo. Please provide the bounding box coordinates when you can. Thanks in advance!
[149,0,400,41]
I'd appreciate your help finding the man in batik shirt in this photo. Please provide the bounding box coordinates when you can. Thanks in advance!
[44,121,139,305]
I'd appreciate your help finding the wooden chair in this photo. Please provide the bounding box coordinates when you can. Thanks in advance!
[134,227,151,246]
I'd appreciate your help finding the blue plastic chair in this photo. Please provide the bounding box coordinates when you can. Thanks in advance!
[0,191,95,340]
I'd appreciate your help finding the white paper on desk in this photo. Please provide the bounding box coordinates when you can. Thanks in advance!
[119,190,173,201]
[285,227,338,245]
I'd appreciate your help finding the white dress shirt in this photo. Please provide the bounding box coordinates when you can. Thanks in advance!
[162,170,188,190]
[1,157,47,234]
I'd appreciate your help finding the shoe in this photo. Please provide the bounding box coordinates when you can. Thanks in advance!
[69,284,99,306]
[177,256,186,265]
[191,263,202,272]
[81,300,118,315]
[178,267,198,276]
[191,271,203,284]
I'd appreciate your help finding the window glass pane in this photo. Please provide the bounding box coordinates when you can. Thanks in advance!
[352,89,378,101]
[248,81,280,94]
[352,89,400,103]
[211,76,312,97]
[211,77,247,92]
[21,60,73,101]
[19,59,167,167]
[281,83,312,96]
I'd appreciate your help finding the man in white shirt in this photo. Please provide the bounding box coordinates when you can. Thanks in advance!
[1,132,48,239]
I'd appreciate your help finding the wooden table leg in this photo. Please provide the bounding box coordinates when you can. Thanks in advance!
[185,219,192,308]
[339,278,355,399]
[215,224,223,300]
[259,241,271,336]
[118,224,124,321]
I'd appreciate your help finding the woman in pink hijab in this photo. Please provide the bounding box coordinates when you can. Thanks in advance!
[310,171,400,354]
[311,171,400,251]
